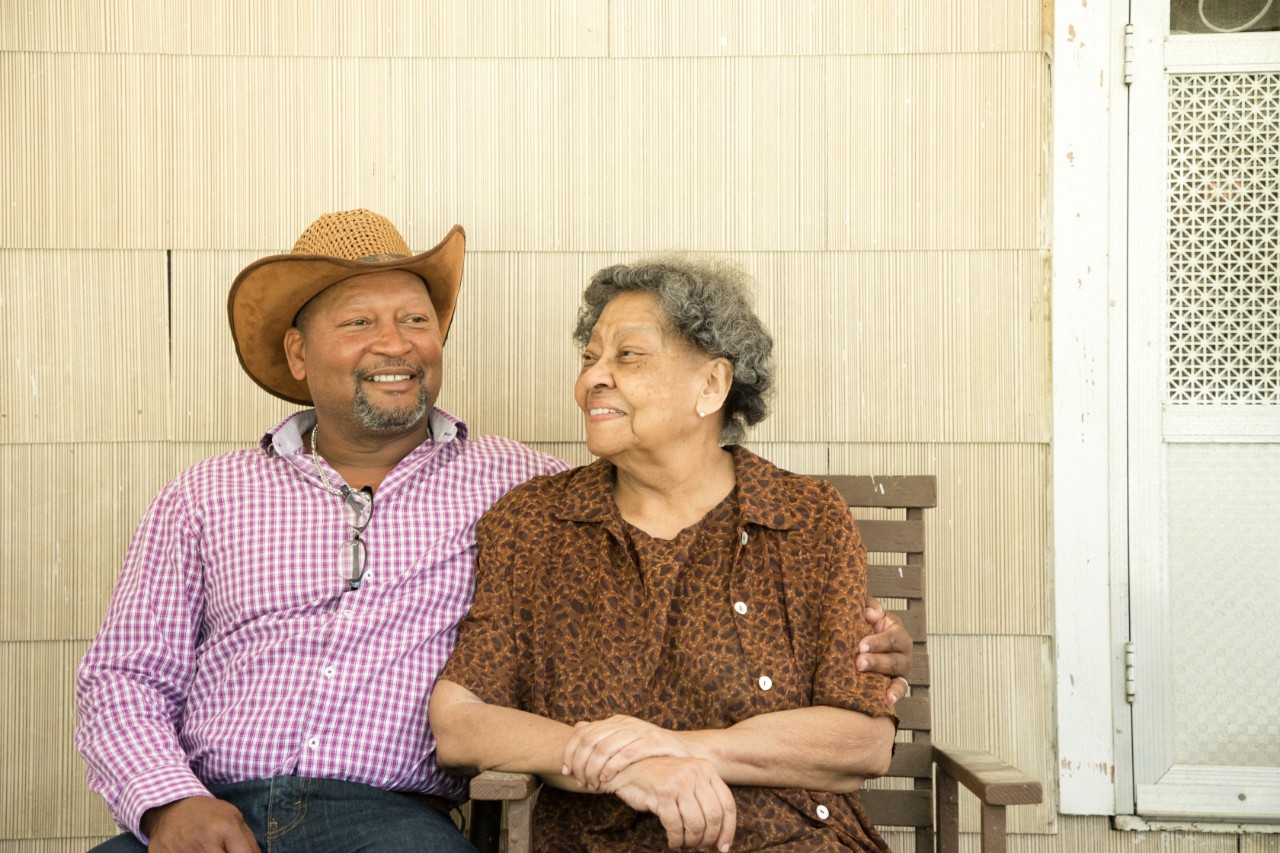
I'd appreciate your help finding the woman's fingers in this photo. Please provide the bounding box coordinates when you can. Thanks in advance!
[563,716,689,788]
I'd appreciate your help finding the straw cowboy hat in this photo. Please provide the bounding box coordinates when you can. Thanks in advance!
[228,209,466,405]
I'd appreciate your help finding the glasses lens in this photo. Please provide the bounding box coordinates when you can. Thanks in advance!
[338,535,367,589]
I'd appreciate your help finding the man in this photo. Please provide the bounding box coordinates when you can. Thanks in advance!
[76,209,912,852]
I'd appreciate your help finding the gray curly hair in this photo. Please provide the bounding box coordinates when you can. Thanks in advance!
[572,256,774,444]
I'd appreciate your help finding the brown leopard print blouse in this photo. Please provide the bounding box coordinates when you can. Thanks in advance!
[442,446,895,851]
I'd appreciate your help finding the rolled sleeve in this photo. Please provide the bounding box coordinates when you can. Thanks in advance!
[810,488,896,723]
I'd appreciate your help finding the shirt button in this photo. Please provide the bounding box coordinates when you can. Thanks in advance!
[815,804,830,820]
[758,675,773,691]
[322,666,335,679]
[362,571,373,582]
[733,601,749,615]
[740,531,749,545]
[307,737,320,749]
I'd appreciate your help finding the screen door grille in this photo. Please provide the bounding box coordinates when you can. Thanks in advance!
[1167,72,1280,404]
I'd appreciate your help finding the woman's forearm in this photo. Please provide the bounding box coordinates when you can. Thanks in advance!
[429,679,593,792]
[683,706,895,793]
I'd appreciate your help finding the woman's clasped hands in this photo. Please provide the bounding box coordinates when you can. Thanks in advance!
[563,715,736,852]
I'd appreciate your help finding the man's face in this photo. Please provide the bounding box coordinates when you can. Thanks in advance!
[284,270,443,437]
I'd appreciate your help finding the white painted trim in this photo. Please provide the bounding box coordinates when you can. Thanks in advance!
[1163,405,1280,440]
[1127,0,1180,797]
[1165,32,1280,71]
[1051,0,1125,815]
[1137,765,1280,820]
[1115,815,1280,834]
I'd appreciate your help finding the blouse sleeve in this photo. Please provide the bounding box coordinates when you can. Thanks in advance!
[439,495,522,708]
[809,484,897,722]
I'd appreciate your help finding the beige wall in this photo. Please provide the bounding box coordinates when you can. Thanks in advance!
[0,2,1203,850]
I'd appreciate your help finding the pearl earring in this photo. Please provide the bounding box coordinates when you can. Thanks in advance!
[697,410,707,418]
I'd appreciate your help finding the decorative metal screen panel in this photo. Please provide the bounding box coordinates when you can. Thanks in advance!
[1167,72,1280,404]
[1167,443,1280,766]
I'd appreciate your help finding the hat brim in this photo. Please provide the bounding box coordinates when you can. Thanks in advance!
[228,224,465,405]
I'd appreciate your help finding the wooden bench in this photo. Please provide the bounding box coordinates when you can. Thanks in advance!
[465,474,1042,852]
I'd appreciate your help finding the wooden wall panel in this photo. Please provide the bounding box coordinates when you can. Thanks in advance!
[4,53,1045,253]
[2,443,244,642]
[0,0,609,57]
[1006,815,1241,852]
[441,58,816,253]
[441,253,592,440]
[440,250,1047,444]
[0,55,168,250]
[5,56,837,252]
[751,251,1049,444]
[611,0,1043,56]
[828,54,1047,251]
[0,641,118,838]
[0,251,170,443]
[169,251,303,441]
[930,634,1058,834]
[828,443,1048,635]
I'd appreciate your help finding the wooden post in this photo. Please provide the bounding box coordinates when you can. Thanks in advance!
[936,764,960,853]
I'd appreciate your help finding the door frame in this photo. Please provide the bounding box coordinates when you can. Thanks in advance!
[1126,0,1280,820]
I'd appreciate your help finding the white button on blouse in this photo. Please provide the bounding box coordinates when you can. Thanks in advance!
[733,601,749,615]
[815,804,830,820]
[758,675,773,691]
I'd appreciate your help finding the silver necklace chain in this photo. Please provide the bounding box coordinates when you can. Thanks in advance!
[309,422,349,497]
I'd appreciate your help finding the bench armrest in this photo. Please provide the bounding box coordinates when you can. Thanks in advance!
[932,743,1043,805]
[470,769,538,801]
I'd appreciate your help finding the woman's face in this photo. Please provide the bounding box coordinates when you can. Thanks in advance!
[575,291,719,462]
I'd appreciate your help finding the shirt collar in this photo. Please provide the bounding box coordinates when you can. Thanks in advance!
[552,445,798,531]
[259,407,469,457]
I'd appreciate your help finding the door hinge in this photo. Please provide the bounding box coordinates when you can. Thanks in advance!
[1124,641,1136,703]
[1123,23,1135,86]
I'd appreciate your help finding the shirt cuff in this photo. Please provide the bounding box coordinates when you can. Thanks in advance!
[117,763,214,843]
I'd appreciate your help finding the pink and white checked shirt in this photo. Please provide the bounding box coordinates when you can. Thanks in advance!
[75,409,567,838]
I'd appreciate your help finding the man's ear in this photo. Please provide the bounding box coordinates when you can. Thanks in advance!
[283,327,307,382]
[698,357,733,416]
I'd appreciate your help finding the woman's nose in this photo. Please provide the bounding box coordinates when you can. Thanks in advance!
[580,357,613,388]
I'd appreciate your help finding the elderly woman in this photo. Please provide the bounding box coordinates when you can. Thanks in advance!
[431,259,901,852]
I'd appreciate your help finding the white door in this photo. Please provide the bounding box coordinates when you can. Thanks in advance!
[1128,0,1280,820]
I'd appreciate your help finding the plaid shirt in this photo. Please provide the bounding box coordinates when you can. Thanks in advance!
[75,408,567,838]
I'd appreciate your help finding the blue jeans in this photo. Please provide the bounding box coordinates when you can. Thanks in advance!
[88,777,476,852]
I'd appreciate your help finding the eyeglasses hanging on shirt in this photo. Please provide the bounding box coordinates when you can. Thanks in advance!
[337,485,374,591]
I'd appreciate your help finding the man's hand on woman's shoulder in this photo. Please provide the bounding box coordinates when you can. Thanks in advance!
[860,595,914,705]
